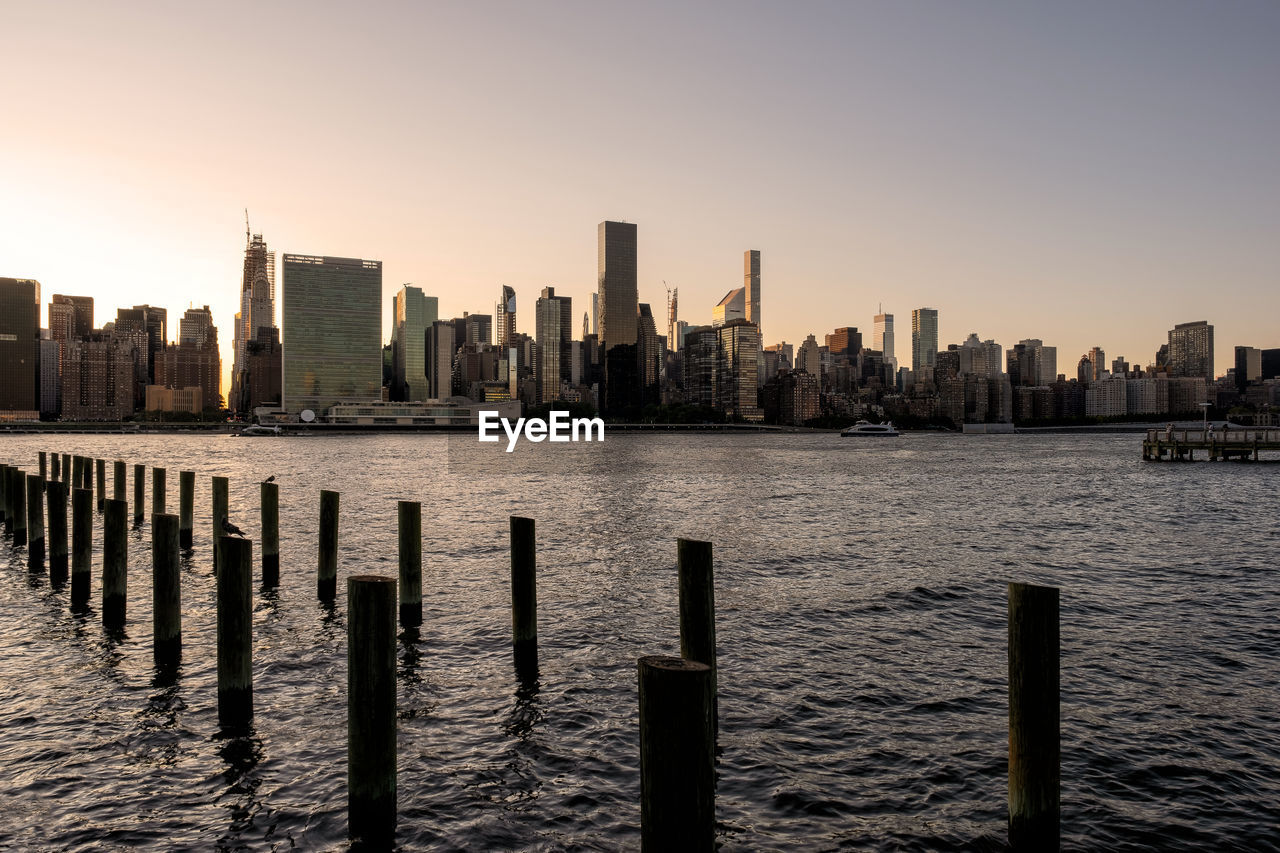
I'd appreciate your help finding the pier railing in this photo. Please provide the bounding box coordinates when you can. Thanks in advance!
[1142,427,1280,462]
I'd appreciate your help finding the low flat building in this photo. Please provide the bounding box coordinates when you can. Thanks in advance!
[146,385,203,414]
[324,398,521,426]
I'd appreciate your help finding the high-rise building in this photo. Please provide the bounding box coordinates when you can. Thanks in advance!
[958,333,1003,379]
[39,334,60,419]
[716,319,763,422]
[638,302,662,401]
[497,286,516,348]
[911,308,938,374]
[591,292,598,336]
[63,333,135,421]
[1168,320,1214,380]
[49,294,93,342]
[873,313,894,363]
[232,229,277,412]
[598,221,639,415]
[281,254,382,418]
[826,327,861,359]
[682,325,718,409]
[426,319,456,400]
[244,327,282,412]
[1007,339,1057,387]
[667,287,679,354]
[392,284,435,402]
[465,313,492,346]
[1234,346,1262,392]
[744,250,761,336]
[0,277,41,419]
[712,287,745,327]
[797,334,821,377]
[535,286,566,403]
[1088,346,1106,382]
[156,306,221,409]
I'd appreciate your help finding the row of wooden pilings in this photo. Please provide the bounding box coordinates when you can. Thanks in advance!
[0,449,1061,850]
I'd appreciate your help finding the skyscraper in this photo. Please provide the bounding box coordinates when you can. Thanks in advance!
[49,294,93,341]
[1088,346,1106,381]
[598,220,639,415]
[392,285,435,402]
[911,308,938,374]
[638,302,661,401]
[712,287,745,327]
[232,229,276,412]
[156,306,221,409]
[1168,320,1214,380]
[716,319,763,422]
[497,285,516,348]
[426,319,456,400]
[744,250,761,336]
[0,277,40,419]
[281,254,382,419]
[535,286,571,403]
[873,313,894,362]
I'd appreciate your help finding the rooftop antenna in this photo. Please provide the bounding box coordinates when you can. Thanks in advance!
[245,208,251,245]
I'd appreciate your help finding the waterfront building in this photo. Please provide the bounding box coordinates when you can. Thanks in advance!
[1085,375,1127,418]
[911,308,938,375]
[715,319,763,422]
[281,254,382,419]
[535,287,566,403]
[63,334,135,421]
[682,325,718,408]
[244,327,282,411]
[145,385,203,414]
[39,334,60,418]
[392,284,436,402]
[325,398,521,425]
[1168,320,1214,380]
[1235,346,1262,392]
[49,294,93,342]
[0,277,41,420]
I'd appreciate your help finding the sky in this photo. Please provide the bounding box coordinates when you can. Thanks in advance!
[3,0,1278,396]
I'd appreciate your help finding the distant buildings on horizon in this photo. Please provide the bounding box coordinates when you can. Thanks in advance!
[3,221,1280,427]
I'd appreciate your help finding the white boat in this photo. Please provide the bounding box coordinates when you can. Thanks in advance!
[840,420,899,437]
[238,424,283,437]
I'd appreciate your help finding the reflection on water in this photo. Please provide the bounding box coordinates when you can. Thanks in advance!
[0,432,1278,851]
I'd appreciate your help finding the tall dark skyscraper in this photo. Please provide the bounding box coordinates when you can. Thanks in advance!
[497,285,516,349]
[0,277,41,418]
[1168,320,1214,380]
[597,221,639,415]
[744,249,761,337]
[49,294,93,341]
[232,227,277,412]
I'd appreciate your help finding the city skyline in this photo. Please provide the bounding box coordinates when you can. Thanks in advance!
[3,2,1277,398]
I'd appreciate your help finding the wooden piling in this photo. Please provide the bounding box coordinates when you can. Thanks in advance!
[50,451,60,483]
[96,459,105,510]
[1008,582,1060,851]
[70,456,80,493]
[152,513,182,668]
[261,481,279,587]
[638,655,715,852]
[398,501,422,628]
[153,467,166,515]
[510,516,537,667]
[102,499,128,628]
[26,474,46,568]
[61,453,70,484]
[11,468,27,547]
[318,489,339,601]
[212,476,229,574]
[47,480,69,584]
[0,464,9,529]
[678,538,717,730]
[39,451,47,483]
[133,464,145,525]
[179,470,194,549]
[348,575,397,845]
[71,487,92,606]
[114,459,126,503]
[217,535,253,729]
[82,455,93,491]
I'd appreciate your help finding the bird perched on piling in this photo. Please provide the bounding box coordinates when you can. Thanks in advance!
[221,518,247,538]
[263,475,275,484]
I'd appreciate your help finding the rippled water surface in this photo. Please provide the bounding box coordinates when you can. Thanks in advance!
[0,432,1277,851]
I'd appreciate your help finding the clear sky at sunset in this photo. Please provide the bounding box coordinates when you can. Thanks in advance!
[3,1,1277,396]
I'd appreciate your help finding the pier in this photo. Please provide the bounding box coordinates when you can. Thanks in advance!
[1141,427,1280,462]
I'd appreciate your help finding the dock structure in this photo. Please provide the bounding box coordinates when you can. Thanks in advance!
[1142,427,1280,462]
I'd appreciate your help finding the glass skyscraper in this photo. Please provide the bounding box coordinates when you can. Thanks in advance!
[282,255,383,419]
[0,277,41,418]
[911,307,938,374]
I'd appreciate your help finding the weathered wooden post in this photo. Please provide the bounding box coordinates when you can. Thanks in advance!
[61,453,70,483]
[11,468,28,547]
[152,467,166,515]
[71,487,92,606]
[26,474,46,568]
[82,455,93,491]
[348,575,397,846]
[1008,582,1060,851]
[152,513,182,668]
[212,476,229,573]
[47,480,69,584]
[113,459,126,502]
[510,516,537,669]
[133,464,145,525]
[638,655,715,852]
[102,499,128,628]
[318,489,339,601]
[678,538,717,730]
[398,501,422,627]
[179,470,194,549]
[261,481,279,587]
[218,535,253,729]
[70,456,81,492]
[50,451,59,482]
[39,450,48,483]
[96,459,106,510]
[0,463,10,530]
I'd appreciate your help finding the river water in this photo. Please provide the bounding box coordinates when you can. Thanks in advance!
[0,432,1276,851]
